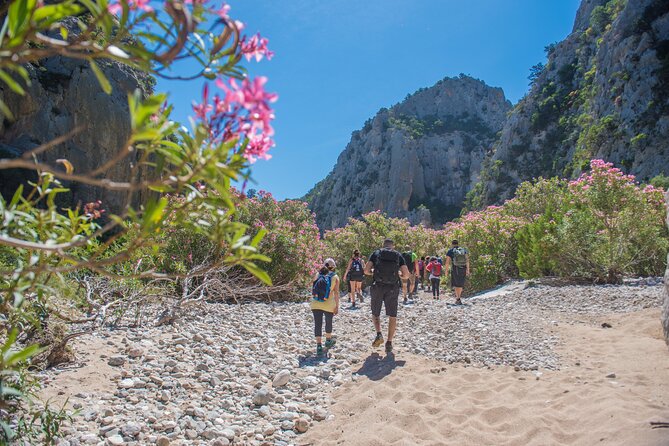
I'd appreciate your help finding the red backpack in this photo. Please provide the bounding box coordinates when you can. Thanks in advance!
[430,261,442,277]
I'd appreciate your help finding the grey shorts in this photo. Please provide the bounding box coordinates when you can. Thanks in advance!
[370,284,399,317]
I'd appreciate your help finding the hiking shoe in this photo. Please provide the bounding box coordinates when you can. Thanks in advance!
[455,299,463,305]
[385,341,393,353]
[324,339,336,349]
[316,344,323,356]
[348,303,357,310]
[372,333,384,347]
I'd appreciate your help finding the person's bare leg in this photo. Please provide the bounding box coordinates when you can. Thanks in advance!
[373,315,381,333]
[387,316,397,342]
[455,287,463,301]
[316,336,322,344]
[402,280,408,301]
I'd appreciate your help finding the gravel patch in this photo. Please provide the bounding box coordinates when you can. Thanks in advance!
[42,282,665,445]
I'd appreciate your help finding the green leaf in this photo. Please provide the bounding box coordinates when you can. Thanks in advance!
[9,184,23,207]
[143,197,168,228]
[6,65,30,86]
[7,0,36,39]
[1,329,18,356]
[249,253,271,263]
[33,2,83,25]
[4,343,43,367]
[0,98,15,120]
[88,59,112,94]
[0,69,25,95]
[130,93,166,130]
[250,228,266,248]
[244,262,272,286]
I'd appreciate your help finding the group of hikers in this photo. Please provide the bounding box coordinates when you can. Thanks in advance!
[310,239,470,355]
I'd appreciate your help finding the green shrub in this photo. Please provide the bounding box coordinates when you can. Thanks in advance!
[322,161,668,293]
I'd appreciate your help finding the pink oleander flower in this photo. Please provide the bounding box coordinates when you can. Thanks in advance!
[216,3,231,19]
[240,33,275,62]
[108,0,154,15]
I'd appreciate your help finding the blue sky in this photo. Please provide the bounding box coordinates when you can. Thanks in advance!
[159,0,581,200]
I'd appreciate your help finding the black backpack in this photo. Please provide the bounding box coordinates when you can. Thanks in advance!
[351,258,363,274]
[402,251,414,270]
[373,249,401,285]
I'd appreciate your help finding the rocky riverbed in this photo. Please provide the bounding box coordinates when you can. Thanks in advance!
[41,281,665,446]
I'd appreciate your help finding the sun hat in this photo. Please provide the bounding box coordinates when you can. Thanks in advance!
[324,258,336,268]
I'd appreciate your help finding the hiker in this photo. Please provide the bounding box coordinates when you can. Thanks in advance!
[364,238,410,353]
[445,240,470,305]
[426,256,443,299]
[310,258,340,355]
[343,249,365,309]
[417,256,426,291]
[401,248,418,304]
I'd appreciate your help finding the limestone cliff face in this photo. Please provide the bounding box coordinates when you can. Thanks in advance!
[305,76,511,229]
[0,53,154,215]
[480,0,669,204]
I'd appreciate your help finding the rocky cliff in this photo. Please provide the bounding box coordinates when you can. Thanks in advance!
[307,0,669,226]
[305,75,511,229]
[478,0,669,204]
[0,52,154,215]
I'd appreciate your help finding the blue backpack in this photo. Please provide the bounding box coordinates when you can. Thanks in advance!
[312,272,334,302]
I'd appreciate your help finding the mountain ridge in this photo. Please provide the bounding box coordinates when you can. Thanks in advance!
[304,75,511,230]
[305,0,669,228]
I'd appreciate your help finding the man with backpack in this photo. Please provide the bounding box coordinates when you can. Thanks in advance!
[445,240,470,305]
[364,238,410,353]
[426,256,443,299]
[401,248,418,304]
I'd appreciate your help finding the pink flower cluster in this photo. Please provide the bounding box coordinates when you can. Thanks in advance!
[240,33,275,62]
[108,0,153,14]
[193,76,278,162]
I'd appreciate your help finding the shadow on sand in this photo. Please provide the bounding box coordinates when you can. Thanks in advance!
[298,353,330,368]
[354,352,406,381]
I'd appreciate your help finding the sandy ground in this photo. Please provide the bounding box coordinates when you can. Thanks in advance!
[299,308,669,446]
[39,331,122,406]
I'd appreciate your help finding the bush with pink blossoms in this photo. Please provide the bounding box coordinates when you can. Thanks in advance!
[320,160,668,294]
[322,211,444,275]
[233,191,324,287]
[555,160,667,282]
[510,160,668,282]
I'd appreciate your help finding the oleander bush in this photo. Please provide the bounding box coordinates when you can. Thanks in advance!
[0,0,277,441]
[321,160,669,295]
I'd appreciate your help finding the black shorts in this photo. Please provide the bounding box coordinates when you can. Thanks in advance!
[451,266,467,288]
[349,274,364,283]
[370,284,399,317]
